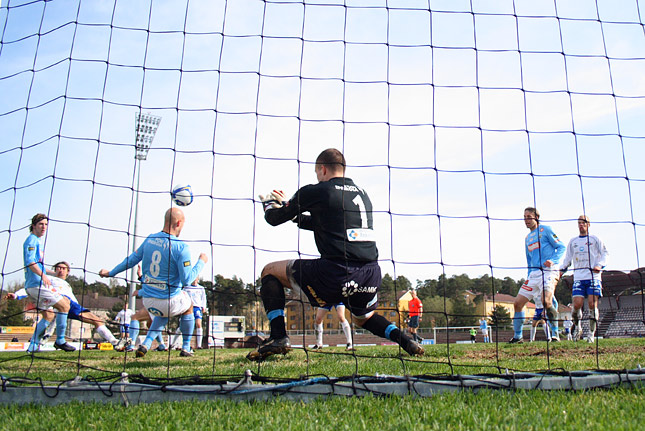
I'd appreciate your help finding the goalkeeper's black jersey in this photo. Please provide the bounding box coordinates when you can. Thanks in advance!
[265,177,378,262]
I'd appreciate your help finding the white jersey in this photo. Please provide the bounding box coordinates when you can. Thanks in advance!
[563,319,573,330]
[561,235,608,281]
[184,283,208,310]
[115,309,135,325]
[15,276,78,304]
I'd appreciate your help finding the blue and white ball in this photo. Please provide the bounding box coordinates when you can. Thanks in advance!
[171,184,193,206]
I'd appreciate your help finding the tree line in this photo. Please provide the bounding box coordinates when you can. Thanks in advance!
[4,271,575,329]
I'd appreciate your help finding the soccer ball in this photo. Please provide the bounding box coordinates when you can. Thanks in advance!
[171,184,193,206]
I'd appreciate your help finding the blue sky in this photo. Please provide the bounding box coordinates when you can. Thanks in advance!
[1,0,645,291]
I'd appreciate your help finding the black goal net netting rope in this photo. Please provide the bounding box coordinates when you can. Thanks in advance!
[1,0,645,396]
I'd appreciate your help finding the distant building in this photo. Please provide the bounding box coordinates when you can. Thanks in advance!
[284,293,403,332]
[474,293,536,322]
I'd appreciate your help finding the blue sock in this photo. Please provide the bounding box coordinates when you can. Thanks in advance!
[550,321,558,336]
[513,311,525,339]
[180,313,195,351]
[129,320,140,341]
[549,297,559,336]
[29,318,51,350]
[155,332,165,347]
[143,317,168,349]
[55,312,68,344]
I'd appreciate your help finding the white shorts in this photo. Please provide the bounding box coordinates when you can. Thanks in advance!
[481,328,488,336]
[518,270,559,302]
[25,286,65,310]
[143,291,192,318]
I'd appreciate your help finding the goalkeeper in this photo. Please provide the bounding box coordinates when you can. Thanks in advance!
[248,148,424,361]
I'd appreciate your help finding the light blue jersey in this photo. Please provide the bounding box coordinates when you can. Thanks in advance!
[108,231,204,299]
[23,234,45,288]
[525,224,565,277]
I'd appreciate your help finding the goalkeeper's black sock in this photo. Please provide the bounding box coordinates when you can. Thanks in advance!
[261,275,287,339]
[269,315,287,339]
[360,314,415,351]
[261,275,285,311]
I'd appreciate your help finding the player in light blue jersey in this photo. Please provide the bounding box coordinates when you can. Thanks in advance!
[100,208,208,358]
[509,207,565,344]
[479,317,490,343]
[22,214,74,353]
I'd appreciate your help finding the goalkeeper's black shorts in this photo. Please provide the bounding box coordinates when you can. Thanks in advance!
[288,258,381,318]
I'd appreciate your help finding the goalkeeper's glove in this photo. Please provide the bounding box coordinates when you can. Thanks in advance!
[271,190,288,205]
[259,190,284,211]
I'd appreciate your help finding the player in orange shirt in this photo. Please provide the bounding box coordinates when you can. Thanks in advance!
[407,290,423,342]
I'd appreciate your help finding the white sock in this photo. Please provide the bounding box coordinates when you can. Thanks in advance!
[315,323,323,346]
[590,308,599,336]
[196,328,203,348]
[543,324,550,339]
[96,325,118,344]
[530,326,536,341]
[173,332,182,348]
[44,321,56,338]
[341,320,352,345]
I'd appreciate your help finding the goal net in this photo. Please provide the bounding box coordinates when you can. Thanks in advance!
[1,0,644,403]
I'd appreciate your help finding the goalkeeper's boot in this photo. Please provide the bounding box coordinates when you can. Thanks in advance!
[179,349,194,357]
[246,336,291,361]
[136,344,148,358]
[403,339,424,357]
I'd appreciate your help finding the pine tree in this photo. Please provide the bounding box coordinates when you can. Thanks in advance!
[0,298,31,326]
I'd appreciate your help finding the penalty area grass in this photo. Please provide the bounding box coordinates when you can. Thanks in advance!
[0,338,643,382]
[0,387,644,431]
[0,339,644,430]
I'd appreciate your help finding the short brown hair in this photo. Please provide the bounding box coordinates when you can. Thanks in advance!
[315,148,346,172]
[524,207,540,220]
[29,213,48,232]
[54,261,70,271]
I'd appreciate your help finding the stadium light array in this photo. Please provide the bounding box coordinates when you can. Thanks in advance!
[134,112,161,161]
[129,112,162,310]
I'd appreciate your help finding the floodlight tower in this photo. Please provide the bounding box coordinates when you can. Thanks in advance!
[129,112,161,311]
